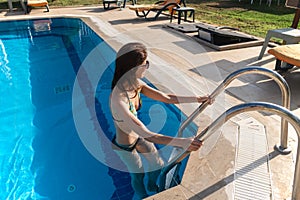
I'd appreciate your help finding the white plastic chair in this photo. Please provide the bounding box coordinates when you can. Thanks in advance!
[258,28,300,60]
[7,0,26,12]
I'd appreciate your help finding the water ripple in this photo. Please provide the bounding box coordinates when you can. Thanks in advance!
[0,40,12,82]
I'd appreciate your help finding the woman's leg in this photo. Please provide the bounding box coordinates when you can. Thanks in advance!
[135,138,165,192]
[113,148,148,198]
[130,172,148,199]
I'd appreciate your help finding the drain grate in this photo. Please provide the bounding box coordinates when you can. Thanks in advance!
[234,117,272,200]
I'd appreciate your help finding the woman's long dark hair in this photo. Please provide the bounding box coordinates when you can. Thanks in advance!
[111,42,147,90]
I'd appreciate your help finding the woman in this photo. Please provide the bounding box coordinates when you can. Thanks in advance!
[110,42,213,199]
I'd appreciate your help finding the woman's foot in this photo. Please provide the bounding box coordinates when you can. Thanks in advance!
[147,182,159,192]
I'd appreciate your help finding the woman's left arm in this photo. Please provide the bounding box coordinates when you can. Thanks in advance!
[140,83,213,104]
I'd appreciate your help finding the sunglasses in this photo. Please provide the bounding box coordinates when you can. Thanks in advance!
[139,60,149,69]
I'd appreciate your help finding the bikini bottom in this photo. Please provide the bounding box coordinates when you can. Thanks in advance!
[112,135,140,152]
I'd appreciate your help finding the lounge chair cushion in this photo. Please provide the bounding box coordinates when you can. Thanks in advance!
[129,0,179,13]
[27,0,48,7]
[26,0,49,13]
[268,44,300,67]
[128,0,183,20]
[128,4,164,12]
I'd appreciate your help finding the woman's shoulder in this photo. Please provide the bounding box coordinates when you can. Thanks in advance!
[138,79,147,89]
[111,88,128,105]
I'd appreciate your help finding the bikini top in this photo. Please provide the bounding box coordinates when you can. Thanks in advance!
[112,90,142,122]
[127,90,142,117]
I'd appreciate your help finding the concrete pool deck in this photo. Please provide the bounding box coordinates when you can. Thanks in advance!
[1,5,299,200]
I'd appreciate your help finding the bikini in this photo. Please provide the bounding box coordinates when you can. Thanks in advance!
[128,91,142,117]
[112,90,142,152]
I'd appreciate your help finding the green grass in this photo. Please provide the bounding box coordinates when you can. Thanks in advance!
[187,0,296,39]
[0,0,297,39]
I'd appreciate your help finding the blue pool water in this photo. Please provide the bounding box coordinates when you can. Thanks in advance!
[0,18,196,200]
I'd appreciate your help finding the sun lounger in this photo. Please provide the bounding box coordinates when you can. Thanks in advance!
[26,0,49,13]
[128,0,185,20]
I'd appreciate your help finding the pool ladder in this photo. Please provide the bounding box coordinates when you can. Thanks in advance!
[159,67,300,200]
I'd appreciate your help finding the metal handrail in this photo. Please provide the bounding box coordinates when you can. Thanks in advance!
[177,66,291,153]
[162,102,300,200]
[160,67,291,192]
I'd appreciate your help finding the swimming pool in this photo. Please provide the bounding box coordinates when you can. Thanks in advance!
[0,17,196,199]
